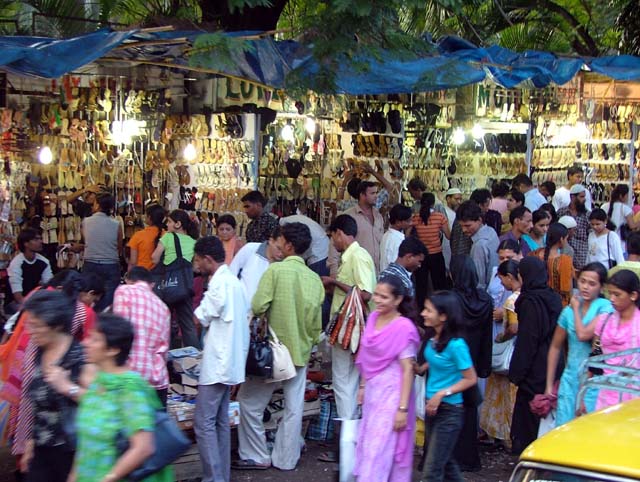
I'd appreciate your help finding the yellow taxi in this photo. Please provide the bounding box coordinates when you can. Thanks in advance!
[509,399,640,481]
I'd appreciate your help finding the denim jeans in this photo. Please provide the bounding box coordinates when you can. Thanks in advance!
[83,261,121,311]
[422,402,465,482]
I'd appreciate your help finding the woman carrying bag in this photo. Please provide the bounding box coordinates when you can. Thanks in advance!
[70,313,175,482]
[152,209,199,349]
[354,276,420,482]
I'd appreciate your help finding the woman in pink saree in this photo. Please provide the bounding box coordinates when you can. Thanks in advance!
[354,275,420,481]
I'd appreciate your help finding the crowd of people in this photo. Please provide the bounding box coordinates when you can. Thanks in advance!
[1,164,640,482]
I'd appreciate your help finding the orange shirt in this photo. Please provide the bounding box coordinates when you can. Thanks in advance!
[128,226,161,270]
[413,212,447,254]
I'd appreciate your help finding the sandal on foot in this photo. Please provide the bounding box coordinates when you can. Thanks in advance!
[317,451,338,463]
[231,459,270,470]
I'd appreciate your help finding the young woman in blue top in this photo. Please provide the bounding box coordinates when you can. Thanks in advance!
[415,291,478,482]
[522,208,551,251]
[545,262,614,426]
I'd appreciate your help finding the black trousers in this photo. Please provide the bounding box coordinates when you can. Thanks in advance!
[26,445,74,482]
[453,404,481,471]
[426,252,449,292]
[510,388,540,455]
[169,298,201,350]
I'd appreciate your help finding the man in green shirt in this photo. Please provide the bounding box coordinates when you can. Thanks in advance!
[322,214,376,422]
[233,223,325,472]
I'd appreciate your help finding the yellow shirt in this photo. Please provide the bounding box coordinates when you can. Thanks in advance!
[330,241,377,317]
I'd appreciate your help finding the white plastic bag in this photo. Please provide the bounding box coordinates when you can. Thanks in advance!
[414,375,426,420]
[537,409,556,438]
[339,418,360,482]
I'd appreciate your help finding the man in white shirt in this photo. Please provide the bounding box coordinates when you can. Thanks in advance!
[7,228,52,311]
[552,165,593,211]
[229,231,283,302]
[279,213,329,275]
[379,204,412,271]
[443,188,463,269]
[193,236,250,482]
[512,173,546,211]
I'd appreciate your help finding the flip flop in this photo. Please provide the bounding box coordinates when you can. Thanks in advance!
[231,459,270,470]
[317,451,338,463]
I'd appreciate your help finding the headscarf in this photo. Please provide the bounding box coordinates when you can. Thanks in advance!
[450,255,493,327]
[515,256,562,338]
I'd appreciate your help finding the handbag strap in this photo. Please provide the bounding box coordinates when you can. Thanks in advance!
[172,232,183,260]
[607,232,611,268]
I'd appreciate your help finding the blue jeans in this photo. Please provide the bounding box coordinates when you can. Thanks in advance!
[423,402,465,482]
[83,261,121,311]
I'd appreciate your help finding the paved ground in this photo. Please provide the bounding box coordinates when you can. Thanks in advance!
[1,442,517,481]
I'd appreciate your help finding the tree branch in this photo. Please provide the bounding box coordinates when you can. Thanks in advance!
[534,0,599,55]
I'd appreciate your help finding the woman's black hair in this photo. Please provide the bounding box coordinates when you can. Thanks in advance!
[497,238,521,254]
[147,204,166,248]
[497,259,520,278]
[608,184,629,222]
[428,291,463,353]
[419,192,436,225]
[538,203,558,223]
[579,262,608,288]
[22,290,74,334]
[508,189,525,205]
[216,213,237,230]
[168,209,198,239]
[589,208,608,223]
[80,271,106,296]
[45,269,84,303]
[532,208,552,225]
[607,269,640,307]
[377,275,418,323]
[544,223,568,262]
[95,313,134,366]
[491,181,510,198]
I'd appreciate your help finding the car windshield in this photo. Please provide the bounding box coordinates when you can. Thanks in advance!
[512,466,637,482]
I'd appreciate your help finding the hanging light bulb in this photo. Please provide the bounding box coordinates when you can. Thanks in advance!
[281,123,295,143]
[471,124,485,140]
[38,146,53,165]
[305,116,316,136]
[183,142,197,162]
[452,128,465,145]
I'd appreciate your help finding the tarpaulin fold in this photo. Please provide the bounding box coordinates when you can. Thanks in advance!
[1,28,640,93]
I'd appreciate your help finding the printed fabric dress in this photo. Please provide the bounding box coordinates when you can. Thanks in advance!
[555,298,614,427]
[479,291,519,445]
[76,370,173,482]
[594,308,640,410]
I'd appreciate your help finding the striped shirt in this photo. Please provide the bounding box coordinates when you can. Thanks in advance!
[413,212,447,254]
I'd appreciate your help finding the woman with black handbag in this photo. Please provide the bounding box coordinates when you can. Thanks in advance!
[509,256,562,455]
[20,290,89,482]
[152,209,199,349]
[70,313,179,482]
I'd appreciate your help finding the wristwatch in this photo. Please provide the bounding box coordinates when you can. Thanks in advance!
[68,384,80,398]
[443,389,453,397]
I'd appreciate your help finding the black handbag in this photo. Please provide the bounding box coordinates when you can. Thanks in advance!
[246,315,273,378]
[152,233,194,305]
[116,409,191,481]
[588,313,613,376]
[607,232,618,269]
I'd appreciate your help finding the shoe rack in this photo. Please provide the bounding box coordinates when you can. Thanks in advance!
[529,97,638,206]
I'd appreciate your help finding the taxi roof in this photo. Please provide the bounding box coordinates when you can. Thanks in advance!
[520,399,640,478]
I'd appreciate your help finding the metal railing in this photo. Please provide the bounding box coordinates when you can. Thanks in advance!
[576,347,640,411]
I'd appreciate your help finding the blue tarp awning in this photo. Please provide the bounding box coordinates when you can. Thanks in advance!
[1,28,640,93]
